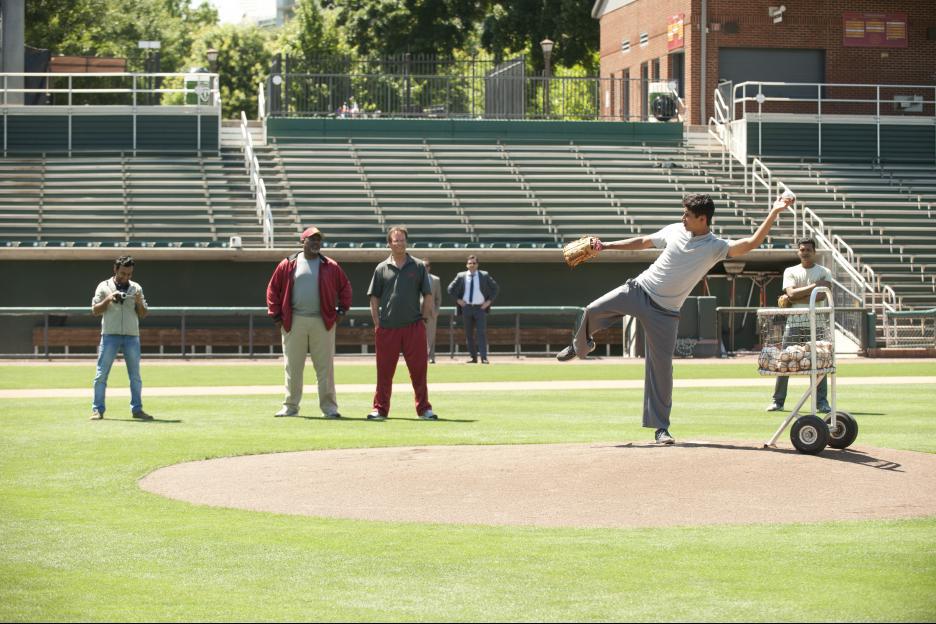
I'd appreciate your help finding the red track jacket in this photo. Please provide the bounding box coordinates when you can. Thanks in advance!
[266,252,352,332]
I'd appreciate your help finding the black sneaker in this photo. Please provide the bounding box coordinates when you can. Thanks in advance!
[132,410,154,421]
[556,339,596,362]
[466,357,478,364]
[816,402,832,414]
[654,428,675,445]
[366,411,387,421]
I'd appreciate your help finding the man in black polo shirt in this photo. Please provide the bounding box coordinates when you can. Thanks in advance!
[366,226,437,420]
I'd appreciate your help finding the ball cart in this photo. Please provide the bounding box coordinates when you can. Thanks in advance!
[756,286,859,454]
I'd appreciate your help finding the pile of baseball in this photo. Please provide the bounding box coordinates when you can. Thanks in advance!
[758,341,834,373]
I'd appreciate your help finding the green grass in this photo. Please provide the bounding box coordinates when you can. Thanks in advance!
[1,370,935,620]
[2,360,935,389]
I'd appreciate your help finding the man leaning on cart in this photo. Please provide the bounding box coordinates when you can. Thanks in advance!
[766,237,833,414]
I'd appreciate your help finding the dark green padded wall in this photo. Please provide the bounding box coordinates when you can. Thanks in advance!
[5,116,69,152]
[2,115,219,152]
[267,118,683,145]
[72,116,134,151]
[747,120,936,162]
[881,125,936,162]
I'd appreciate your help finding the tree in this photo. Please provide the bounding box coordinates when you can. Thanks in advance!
[25,0,219,73]
[481,0,598,73]
[275,0,348,71]
[337,0,487,58]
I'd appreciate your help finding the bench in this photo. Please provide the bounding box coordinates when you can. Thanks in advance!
[31,324,624,356]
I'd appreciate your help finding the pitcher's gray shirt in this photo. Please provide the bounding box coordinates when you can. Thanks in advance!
[92,278,147,336]
[635,223,730,312]
[292,255,321,317]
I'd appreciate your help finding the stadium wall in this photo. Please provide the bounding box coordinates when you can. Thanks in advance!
[0,113,219,152]
[0,254,792,353]
[266,118,683,144]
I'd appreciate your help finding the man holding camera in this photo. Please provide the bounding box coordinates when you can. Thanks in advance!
[90,255,151,420]
[267,226,353,418]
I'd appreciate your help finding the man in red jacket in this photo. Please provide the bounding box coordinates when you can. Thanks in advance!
[266,226,352,418]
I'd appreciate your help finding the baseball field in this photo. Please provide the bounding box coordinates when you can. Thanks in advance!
[2,358,935,621]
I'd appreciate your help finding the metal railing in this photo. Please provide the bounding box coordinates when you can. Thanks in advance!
[1,72,221,108]
[263,73,664,122]
[1,72,221,153]
[717,305,870,355]
[0,306,594,359]
[883,308,936,348]
[740,154,901,319]
[731,81,936,161]
[240,111,274,248]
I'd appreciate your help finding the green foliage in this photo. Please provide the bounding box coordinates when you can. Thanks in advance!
[276,0,349,70]
[337,0,487,57]
[481,0,599,73]
[25,0,219,73]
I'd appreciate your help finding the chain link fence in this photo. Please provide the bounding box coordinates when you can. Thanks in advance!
[884,309,936,348]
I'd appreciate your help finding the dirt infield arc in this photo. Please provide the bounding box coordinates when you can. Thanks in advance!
[140,441,936,529]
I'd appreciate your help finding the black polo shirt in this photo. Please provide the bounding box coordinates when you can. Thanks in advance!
[367,254,432,328]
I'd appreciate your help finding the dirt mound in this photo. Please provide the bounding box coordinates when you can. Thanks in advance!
[140,441,936,528]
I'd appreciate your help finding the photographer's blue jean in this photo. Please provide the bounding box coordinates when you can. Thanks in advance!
[92,334,142,415]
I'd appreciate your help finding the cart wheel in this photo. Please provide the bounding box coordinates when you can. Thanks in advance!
[825,411,858,449]
[790,415,829,454]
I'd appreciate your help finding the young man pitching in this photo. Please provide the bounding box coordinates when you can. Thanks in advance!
[557,193,793,444]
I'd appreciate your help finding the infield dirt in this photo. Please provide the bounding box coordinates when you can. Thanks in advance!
[140,441,936,529]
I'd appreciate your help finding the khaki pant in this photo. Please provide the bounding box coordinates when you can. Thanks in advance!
[281,315,338,416]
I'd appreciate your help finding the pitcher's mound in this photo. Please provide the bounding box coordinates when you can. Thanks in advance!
[140,441,936,528]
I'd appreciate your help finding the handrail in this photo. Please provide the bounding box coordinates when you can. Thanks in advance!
[241,110,275,248]
[774,180,799,241]
[713,88,730,124]
[0,72,221,108]
[732,80,936,117]
[749,158,771,202]
[257,82,266,121]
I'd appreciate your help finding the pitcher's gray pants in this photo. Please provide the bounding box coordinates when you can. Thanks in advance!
[573,280,680,430]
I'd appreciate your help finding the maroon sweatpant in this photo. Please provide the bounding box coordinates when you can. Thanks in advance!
[373,321,431,416]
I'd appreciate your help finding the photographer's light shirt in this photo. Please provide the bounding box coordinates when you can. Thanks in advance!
[92,278,147,336]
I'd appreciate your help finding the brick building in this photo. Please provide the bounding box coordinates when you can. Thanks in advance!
[592,0,936,125]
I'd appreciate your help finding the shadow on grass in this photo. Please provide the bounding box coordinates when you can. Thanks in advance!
[273,414,478,423]
[610,441,904,472]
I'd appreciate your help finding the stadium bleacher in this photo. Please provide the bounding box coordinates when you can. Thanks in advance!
[750,158,936,309]
[2,130,933,312]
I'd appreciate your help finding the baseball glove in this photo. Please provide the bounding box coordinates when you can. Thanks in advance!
[778,294,792,308]
[563,236,601,268]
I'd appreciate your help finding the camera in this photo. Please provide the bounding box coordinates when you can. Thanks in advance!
[113,290,131,303]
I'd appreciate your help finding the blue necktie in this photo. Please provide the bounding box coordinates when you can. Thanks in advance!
[468,274,475,304]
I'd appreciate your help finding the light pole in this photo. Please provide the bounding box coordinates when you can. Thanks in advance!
[540,38,554,118]
[206,48,219,105]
